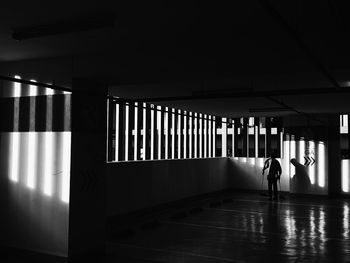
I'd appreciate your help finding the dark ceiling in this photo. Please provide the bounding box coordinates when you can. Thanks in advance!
[1,1,350,118]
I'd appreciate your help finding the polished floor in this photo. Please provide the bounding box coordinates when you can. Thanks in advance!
[108,193,350,263]
[1,193,349,262]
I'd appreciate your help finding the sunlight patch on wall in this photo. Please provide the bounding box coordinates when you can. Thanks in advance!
[27,133,37,189]
[10,76,22,182]
[341,159,349,193]
[290,138,296,177]
[43,87,54,196]
[10,133,20,182]
[164,107,169,159]
[134,103,138,161]
[61,132,71,203]
[43,132,53,196]
[171,108,175,159]
[298,139,305,166]
[317,142,326,188]
[283,137,290,178]
[178,110,182,159]
[184,111,187,159]
[257,158,264,168]
[194,113,198,158]
[27,80,37,189]
[249,158,256,166]
[125,105,129,161]
[115,104,120,161]
[308,141,315,185]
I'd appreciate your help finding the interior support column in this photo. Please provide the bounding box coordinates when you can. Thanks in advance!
[328,114,341,197]
[68,79,107,261]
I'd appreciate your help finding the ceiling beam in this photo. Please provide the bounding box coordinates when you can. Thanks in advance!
[0,74,71,93]
[132,86,350,102]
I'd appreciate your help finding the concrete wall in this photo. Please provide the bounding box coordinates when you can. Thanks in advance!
[0,132,70,257]
[0,86,71,257]
[107,158,229,216]
[228,157,290,193]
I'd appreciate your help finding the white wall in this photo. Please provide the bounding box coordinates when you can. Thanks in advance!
[341,159,350,194]
[0,82,71,257]
[0,132,70,256]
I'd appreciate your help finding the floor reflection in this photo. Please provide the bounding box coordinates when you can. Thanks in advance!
[109,194,350,262]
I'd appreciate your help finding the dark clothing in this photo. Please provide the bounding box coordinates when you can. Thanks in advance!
[263,158,282,200]
[267,159,282,180]
[268,179,278,200]
[263,158,282,180]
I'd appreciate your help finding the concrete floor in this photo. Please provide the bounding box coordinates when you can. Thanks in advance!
[1,192,350,262]
[108,193,350,262]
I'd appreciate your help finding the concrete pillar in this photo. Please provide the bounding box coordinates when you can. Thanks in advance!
[68,79,107,261]
[328,114,341,197]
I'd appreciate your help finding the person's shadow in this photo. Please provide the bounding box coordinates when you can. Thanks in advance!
[290,158,312,194]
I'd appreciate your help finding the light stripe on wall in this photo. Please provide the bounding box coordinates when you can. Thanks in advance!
[194,113,198,158]
[189,112,193,158]
[290,136,296,177]
[115,104,120,161]
[164,107,169,159]
[125,105,129,161]
[318,142,326,188]
[341,159,349,192]
[10,75,21,183]
[183,111,187,159]
[204,114,207,158]
[142,103,147,160]
[27,80,38,189]
[44,88,54,196]
[308,141,315,185]
[61,132,71,203]
[222,118,227,157]
[283,135,290,178]
[199,114,203,158]
[150,106,155,160]
[171,108,175,159]
[61,92,71,203]
[298,139,305,166]
[178,110,181,159]
[212,116,216,157]
[134,103,138,161]
[208,115,212,158]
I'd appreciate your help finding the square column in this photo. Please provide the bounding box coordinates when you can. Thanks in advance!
[68,79,107,260]
[328,114,341,196]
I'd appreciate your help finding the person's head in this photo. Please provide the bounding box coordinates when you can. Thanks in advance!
[270,151,277,159]
[290,158,297,166]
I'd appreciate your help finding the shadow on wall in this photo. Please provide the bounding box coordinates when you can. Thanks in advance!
[290,158,326,195]
[290,158,311,194]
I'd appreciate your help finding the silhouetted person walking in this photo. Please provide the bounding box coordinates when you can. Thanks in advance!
[262,151,282,201]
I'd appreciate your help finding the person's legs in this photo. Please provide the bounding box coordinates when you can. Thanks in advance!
[268,179,273,200]
[272,180,278,200]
